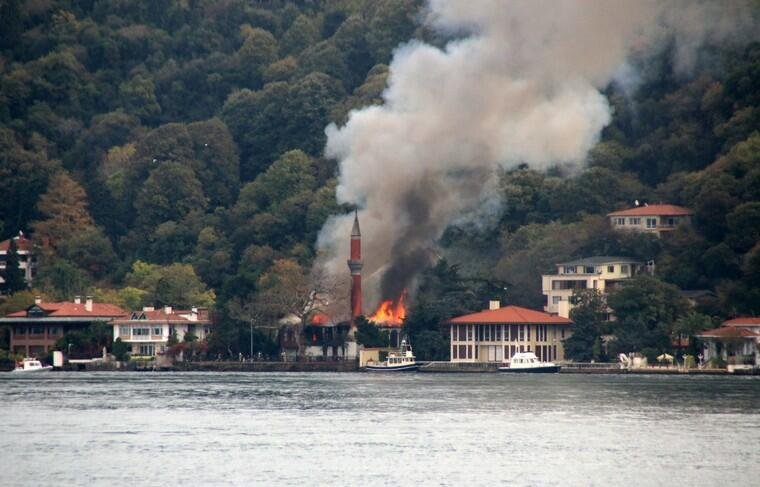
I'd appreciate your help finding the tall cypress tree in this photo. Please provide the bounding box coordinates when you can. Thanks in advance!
[2,238,27,293]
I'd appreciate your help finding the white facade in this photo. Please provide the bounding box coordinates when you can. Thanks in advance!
[542,257,641,318]
[0,235,35,287]
[112,306,211,357]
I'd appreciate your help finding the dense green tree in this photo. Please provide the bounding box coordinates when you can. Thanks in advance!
[124,261,215,308]
[563,290,607,362]
[607,276,688,355]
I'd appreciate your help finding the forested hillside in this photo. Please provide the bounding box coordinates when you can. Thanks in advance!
[0,0,758,359]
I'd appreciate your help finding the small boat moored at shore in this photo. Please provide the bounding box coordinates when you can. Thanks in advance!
[498,352,560,373]
[365,340,419,372]
[12,357,53,373]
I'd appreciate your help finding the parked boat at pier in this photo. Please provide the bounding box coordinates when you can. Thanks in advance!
[498,352,560,373]
[365,340,419,372]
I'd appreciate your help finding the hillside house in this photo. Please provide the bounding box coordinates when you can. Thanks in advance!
[542,256,643,318]
[0,232,35,289]
[608,204,692,237]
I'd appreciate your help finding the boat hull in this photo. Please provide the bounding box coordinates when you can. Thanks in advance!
[498,365,561,373]
[365,363,420,372]
[11,366,53,373]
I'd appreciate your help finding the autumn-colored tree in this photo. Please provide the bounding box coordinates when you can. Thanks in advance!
[31,171,95,248]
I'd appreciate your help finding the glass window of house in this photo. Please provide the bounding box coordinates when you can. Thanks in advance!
[621,264,629,274]
[646,218,657,228]
[607,265,615,273]
[120,326,130,337]
[14,326,26,335]
[153,327,162,335]
[31,326,44,335]
[552,296,561,304]
[585,266,594,273]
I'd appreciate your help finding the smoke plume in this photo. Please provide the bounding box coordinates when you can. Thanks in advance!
[316,0,757,314]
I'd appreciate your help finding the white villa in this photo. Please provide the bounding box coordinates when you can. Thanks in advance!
[608,204,692,237]
[542,256,643,318]
[697,317,760,366]
[447,302,573,363]
[111,306,211,357]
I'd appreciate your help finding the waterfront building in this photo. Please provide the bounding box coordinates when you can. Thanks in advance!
[696,317,760,366]
[0,232,35,289]
[111,306,211,357]
[542,256,643,318]
[0,296,127,356]
[447,302,573,363]
[302,313,351,360]
[608,203,692,237]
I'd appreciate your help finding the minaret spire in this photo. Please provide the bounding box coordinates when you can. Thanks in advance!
[347,209,363,330]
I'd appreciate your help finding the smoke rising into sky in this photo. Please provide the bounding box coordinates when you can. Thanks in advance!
[316,0,756,314]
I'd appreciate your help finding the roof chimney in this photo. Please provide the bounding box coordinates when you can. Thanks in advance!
[74,296,81,304]
[142,306,155,312]
[489,300,501,310]
[85,296,93,312]
[34,295,41,305]
[164,305,172,315]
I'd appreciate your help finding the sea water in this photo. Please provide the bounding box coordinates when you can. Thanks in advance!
[1,372,759,486]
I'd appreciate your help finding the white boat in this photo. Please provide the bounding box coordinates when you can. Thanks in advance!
[365,340,419,372]
[12,358,53,373]
[498,352,560,373]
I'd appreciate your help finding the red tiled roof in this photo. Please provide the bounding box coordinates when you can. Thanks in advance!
[697,327,759,338]
[722,317,760,327]
[448,305,572,325]
[7,301,127,318]
[113,308,210,324]
[607,204,693,217]
[0,236,33,252]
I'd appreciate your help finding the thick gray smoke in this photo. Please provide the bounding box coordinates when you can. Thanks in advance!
[316,0,756,316]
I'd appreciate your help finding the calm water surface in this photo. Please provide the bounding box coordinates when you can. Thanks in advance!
[1,372,759,486]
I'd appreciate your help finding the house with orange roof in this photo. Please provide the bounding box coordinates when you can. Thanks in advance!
[111,306,212,357]
[607,203,693,237]
[0,232,36,288]
[446,301,573,363]
[696,317,760,366]
[0,296,127,357]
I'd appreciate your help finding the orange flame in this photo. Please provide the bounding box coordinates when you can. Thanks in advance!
[310,313,329,325]
[368,293,407,325]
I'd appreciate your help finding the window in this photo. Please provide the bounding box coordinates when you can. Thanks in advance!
[629,217,641,225]
[120,326,130,337]
[646,218,657,229]
[48,326,60,336]
[467,325,473,341]
[518,325,524,341]
[203,326,211,335]
[14,326,26,335]
[607,265,615,273]
[621,264,630,275]
[153,327,162,336]
[561,328,566,339]
[458,345,467,359]
[666,217,677,226]
[584,266,594,274]
[615,217,625,225]
[139,344,155,356]
[31,326,45,335]
[133,327,150,336]
[563,266,576,274]
[452,345,458,359]
[496,325,502,341]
